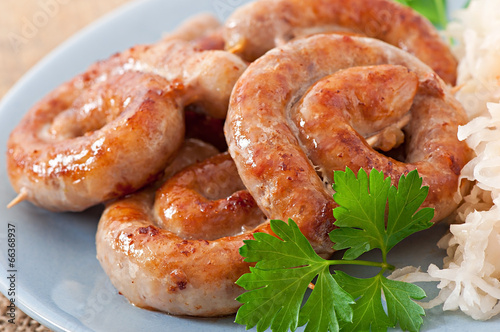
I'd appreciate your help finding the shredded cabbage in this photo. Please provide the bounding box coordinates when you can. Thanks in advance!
[446,0,500,119]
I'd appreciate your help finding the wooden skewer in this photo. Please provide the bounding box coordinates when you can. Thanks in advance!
[365,135,379,148]
[450,83,465,95]
[226,38,246,55]
[7,188,28,208]
[365,113,411,149]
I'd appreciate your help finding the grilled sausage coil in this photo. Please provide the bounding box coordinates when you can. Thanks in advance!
[225,34,471,256]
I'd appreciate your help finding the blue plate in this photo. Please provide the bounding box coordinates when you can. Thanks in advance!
[0,0,498,331]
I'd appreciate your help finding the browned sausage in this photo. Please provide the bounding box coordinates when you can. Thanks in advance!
[225,34,471,256]
[154,152,266,240]
[7,36,246,211]
[224,0,457,85]
[96,141,270,317]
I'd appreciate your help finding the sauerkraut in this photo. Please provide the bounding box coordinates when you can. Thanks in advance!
[446,0,500,119]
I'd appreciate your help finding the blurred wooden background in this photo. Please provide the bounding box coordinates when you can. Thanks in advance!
[0,1,132,330]
[0,0,132,98]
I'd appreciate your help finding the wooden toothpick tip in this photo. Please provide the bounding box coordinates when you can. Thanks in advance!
[7,188,28,208]
[450,83,465,95]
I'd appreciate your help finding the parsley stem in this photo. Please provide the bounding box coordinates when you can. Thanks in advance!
[328,259,395,270]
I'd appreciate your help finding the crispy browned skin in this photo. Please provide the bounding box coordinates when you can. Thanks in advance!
[299,64,419,139]
[224,0,457,85]
[96,141,271,317]
[7,70,184,212]
[155,152,266,240]
[225,34,472,256]
[7,25,247,211]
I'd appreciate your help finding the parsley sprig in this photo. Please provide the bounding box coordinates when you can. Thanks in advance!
[394,0,448,28]
[235,168,434,332]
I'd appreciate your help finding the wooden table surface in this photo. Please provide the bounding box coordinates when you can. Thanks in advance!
[0,0,133,98]
[0,1,133,330]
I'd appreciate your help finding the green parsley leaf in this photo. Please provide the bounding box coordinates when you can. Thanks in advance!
[330,168,433,260]
[334,271,426,332]
[393,0,448,28]
[235,168,434,332]
[334,271,392,332]
[238,218,323,269]
[235,219,354,332]
[330,168,391,260]
[298,269,354,332]
[385,169,434,252]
